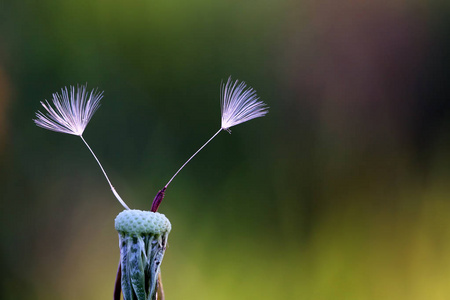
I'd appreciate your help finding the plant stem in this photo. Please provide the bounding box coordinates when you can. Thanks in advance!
[165,128,223,188]
[80,135,130,210]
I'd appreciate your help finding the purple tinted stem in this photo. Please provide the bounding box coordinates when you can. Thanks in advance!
[113,260,122,300]
[151,187,166,212]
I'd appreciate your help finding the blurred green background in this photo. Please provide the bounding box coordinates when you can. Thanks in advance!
[2,0,450,299]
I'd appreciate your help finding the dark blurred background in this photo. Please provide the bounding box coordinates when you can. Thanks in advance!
[2,0,450,299]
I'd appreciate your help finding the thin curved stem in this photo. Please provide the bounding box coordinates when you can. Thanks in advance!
[80,135,130,210]
[165,128,223,188]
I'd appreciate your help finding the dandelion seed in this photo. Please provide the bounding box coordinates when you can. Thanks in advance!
[152,77,269,211]
[34,84,130,210]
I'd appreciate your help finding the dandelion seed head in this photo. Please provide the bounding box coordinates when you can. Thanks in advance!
[34,84,102,136]
[220,77,269,130]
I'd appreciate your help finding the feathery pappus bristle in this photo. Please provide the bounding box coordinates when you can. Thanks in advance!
[34,84,102,136]
[220,77,268,131]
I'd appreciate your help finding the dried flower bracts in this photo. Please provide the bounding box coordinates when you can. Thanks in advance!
[115,210,171,300]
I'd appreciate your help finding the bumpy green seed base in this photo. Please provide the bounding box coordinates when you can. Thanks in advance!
[115,209,171,235]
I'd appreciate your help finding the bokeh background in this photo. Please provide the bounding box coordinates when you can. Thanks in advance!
[2,0,450,299]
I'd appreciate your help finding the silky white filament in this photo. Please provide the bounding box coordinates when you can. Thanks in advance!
[34,85,130,210]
